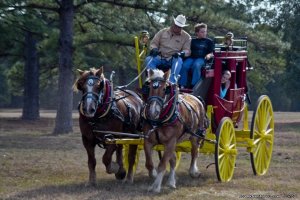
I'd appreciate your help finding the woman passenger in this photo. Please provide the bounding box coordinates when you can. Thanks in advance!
[220,70,231,98]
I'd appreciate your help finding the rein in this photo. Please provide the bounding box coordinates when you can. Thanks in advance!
[116,63,148,89]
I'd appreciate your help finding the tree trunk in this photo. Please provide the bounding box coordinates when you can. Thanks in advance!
[53,0,74,134]
[22,31,40,120]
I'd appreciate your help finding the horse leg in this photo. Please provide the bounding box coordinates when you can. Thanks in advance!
[166,152,177,189]
[102,144,119,174]
[144,140,157,179]
[82,135,97,186]
[149,138,176,193]
[189,137,201,178]
[126,144,138,183]
[115,144,126,180]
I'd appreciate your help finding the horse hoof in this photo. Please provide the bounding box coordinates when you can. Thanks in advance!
[125,176,134,184]
[167,177,176,189]
[148,185,161,193]
[123,178,134,184]
[107,162,120,174]
[167,183,176,189]
[115,170,126,180]
[189,171,201,178]
[149,169,157,179]
[85,181,96,187]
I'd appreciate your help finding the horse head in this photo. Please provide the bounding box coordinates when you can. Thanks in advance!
[74,67,106,118]
[144,69,173,121]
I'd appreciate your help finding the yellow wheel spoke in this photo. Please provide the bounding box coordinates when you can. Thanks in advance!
[265,128,273,136]
[229,144,236,149]
[253,136,262,145]
[265,136,274,145]
[219,146,225,152]
[219,156,225,170]
[264,114,272,130]
[229,131,235,143]
[218,153,225,160]
[228,156,235,169]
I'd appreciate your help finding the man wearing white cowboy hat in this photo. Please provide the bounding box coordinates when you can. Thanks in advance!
[144,14,191,84]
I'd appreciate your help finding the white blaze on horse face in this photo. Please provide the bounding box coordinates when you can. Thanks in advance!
[149,101,161,120]
[85,78,97,116]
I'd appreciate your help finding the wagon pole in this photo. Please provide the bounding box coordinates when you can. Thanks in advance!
[93,130,147,139]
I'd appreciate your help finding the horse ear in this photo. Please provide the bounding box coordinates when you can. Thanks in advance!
[77,69,84,75]
[163,69,170,80]
[96,66,104,77]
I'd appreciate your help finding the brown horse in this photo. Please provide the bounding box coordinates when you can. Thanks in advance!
[142,69,208,193]
[74,67,143,185]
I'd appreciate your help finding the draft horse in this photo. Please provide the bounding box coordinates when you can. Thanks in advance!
[142,69,208,193]
[74,67,143,185]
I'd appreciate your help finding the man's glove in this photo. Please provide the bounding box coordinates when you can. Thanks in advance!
[172,51,185,58]
[150,48,159,57]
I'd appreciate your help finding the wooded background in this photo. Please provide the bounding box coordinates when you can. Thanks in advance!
[0,0,299,134]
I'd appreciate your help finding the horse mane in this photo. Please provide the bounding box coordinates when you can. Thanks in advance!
[148,69,167,81]
[73,78,80,92]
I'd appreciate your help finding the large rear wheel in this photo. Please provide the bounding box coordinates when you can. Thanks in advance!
[215,117,237,182]
[250,95,274,175]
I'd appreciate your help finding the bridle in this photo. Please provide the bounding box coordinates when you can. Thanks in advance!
[142,78,178,126]
[81,76,104,103]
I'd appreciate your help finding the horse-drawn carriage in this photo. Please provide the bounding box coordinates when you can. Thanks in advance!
[74,32,274,192]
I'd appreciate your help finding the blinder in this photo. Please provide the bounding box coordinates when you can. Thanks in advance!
[141,81,150,95]
[165,85,171,95]
[87,75,104,89]
[142,79,171,96]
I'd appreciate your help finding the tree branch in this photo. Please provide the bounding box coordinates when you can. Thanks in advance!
[74,0,167,13]
[13,3,59,12]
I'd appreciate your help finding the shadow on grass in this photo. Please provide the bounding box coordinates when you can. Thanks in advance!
[0,134,82,151]
[3,172,217,200]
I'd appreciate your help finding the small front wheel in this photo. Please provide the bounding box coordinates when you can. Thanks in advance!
[215,117,237,182]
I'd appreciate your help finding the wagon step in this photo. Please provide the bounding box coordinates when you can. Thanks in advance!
[93,130,147,139]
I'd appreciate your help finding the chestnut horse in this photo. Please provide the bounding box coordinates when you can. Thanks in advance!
[74,67,143,185]
[142,69,208,193]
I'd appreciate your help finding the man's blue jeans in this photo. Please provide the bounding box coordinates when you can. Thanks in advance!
[145,56,183,84]
[179,58,205,87]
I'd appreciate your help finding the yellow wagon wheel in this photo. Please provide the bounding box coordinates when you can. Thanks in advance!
[215,117,237,182]
[250,95,274,176]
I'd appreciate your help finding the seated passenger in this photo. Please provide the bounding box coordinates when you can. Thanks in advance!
[179,23,214,88]
[144,14,191,84]
[220,70,231,98]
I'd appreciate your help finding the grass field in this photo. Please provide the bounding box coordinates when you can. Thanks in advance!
[0,109,299,200]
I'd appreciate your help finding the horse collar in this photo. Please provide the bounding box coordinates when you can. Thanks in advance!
[95,79,113,118]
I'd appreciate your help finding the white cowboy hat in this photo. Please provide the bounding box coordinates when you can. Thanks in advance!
[173,15,189,27]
